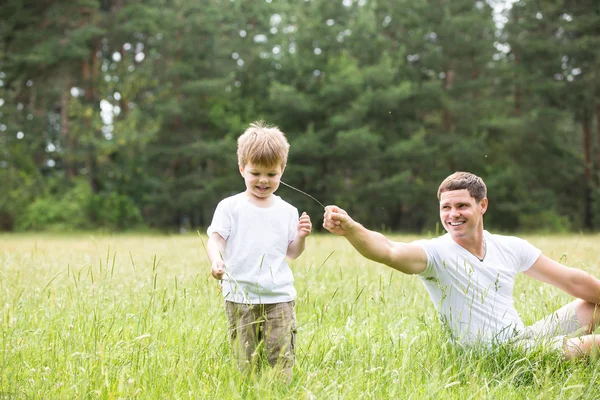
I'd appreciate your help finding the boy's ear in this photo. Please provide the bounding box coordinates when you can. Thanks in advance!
[239,164,245,176]
[281,164,286,174]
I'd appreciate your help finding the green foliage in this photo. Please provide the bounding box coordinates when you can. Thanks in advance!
[17,180,142,231]
[1,0,599,233]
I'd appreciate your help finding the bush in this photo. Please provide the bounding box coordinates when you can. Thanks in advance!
[17,180,143,231]
[518,209,571,233]
[89,191,143,229]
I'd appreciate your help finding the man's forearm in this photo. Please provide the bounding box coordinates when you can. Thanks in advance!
[570,269,600,304]
[345,223,393,266]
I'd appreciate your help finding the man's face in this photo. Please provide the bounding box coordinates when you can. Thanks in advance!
[439,189,488,240]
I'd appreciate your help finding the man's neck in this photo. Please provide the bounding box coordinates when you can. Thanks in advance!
[454,232,486,261]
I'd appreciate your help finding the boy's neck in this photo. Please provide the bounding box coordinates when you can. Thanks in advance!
[245,191,275,208]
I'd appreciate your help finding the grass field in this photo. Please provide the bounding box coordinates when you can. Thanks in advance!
[1,233,600,399]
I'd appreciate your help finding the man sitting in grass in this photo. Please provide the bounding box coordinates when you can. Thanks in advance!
[323,171,600,358]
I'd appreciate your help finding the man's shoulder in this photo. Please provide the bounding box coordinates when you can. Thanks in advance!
[413,233,452,245]
[411,233,453,254]
[486,231,527,246]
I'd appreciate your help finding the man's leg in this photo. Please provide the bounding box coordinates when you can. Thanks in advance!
[563,299,600,359]
[564,335,600,359]
[573,298,600,334]
[264,301,296,384]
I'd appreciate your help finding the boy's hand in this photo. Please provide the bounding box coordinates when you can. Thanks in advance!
[297,212,312,238]
[211,260,225,280]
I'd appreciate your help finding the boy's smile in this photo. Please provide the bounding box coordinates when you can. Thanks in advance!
[240,162,284,203]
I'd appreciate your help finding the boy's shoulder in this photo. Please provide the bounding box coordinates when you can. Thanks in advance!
[217,193,297,212]
[213,192,246,212]
[218,192,246,204]
[274,195,295,208]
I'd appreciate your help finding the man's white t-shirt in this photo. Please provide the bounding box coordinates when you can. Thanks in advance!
[207,193,299,304]
[414,231,542,345]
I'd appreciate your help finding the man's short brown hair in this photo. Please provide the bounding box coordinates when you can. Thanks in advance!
[237,121,289,169]
[437,172,487,202]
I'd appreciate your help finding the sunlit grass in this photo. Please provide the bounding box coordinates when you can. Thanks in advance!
[1,233,600,399]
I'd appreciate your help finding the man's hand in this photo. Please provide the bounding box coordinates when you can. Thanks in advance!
[323,205,356,236]
[297,212,312,238]
[211,259,225,280]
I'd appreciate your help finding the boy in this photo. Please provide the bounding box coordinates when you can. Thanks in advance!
[206,121,312,383]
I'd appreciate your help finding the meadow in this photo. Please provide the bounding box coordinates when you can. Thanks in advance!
[1,233,600,399]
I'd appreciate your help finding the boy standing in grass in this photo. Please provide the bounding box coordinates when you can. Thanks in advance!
[206,121,312,383]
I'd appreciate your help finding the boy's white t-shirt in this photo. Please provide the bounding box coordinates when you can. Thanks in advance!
[414,231,542,345]
[207,192,299,304]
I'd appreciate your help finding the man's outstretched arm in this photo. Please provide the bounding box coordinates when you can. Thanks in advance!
[525,254,600,304]
[323,205,428,275]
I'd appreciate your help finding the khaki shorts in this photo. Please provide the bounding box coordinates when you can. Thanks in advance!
[513,301,582,351]
[225,301,296,380]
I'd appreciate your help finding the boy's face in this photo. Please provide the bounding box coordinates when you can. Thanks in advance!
[239,162,285,201]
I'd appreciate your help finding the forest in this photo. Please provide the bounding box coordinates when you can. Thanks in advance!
[1,0,599,233]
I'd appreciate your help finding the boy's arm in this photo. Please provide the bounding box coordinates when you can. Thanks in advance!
[323,205,427,275]
[287,212,312,259]
[207,232,226,279]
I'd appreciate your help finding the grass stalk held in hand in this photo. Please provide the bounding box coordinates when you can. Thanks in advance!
[280,181,326,210]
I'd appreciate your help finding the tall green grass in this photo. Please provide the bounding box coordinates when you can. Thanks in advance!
[1,233,599,399]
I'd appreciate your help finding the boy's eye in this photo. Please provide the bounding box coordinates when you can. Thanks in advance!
[251,172,259,176]
[268,173,276,177]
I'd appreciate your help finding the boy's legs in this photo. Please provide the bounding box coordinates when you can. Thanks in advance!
[225,301,264,375]
[263,301,296,384]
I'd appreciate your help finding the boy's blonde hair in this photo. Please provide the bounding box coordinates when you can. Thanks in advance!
[437,172,487,202]
[237,121,290,168]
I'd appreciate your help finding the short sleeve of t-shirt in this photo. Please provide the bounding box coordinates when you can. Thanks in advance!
[206,198,232,240]
[495,235,541,273]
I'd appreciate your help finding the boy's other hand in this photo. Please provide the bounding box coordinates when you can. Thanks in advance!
[211,260,225,280]
[297,212,312,238]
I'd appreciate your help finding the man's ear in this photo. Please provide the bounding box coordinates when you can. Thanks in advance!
[480,197,488,214]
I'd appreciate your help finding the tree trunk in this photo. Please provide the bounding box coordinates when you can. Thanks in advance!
[583,111,592,230]
[61,86,76,180]
[596,104,600,185]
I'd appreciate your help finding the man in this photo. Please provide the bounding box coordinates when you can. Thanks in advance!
[323,171,600,358]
